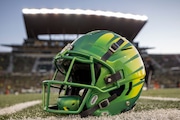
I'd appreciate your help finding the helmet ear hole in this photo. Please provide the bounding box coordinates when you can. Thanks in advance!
[109,84,125,96]
[94,63,101,80]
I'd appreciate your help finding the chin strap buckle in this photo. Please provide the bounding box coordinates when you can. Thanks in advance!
[80,94,117,118]
[99,99,110,109]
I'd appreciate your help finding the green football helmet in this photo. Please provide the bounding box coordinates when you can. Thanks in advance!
[42,30,146,117]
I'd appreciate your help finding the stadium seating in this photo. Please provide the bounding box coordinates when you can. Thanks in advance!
[0,53,179,94]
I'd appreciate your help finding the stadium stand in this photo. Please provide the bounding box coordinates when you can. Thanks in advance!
[0,9,179,94]
[150,54,180,69]
[0,53,10,73]
[0,53,179,94]
[147,54,180,88]
[13,55,36,73]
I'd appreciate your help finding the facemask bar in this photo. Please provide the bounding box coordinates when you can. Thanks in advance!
[43,51,126,114]
[43,80,93,114]
[43,55,98,114]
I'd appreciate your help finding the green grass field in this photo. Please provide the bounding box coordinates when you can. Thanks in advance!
[0,88,180,120]
[0,93,42,108]
[141,88,180,98]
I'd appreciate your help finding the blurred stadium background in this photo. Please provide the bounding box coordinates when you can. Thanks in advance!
[0,8,180,95]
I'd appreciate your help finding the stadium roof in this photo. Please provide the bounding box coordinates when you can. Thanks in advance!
[22,8,148,42]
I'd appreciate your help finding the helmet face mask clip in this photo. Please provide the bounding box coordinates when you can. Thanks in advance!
[42,30,146,117]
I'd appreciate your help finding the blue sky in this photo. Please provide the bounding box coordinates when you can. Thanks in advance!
[0,0,180,54]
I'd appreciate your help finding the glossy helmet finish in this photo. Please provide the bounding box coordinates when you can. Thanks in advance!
[42,30,146,117]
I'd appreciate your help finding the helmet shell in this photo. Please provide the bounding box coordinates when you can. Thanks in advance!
[71,30,145,115]
[42,30,146,117]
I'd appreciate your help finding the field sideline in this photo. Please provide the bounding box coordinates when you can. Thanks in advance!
[0,88,180,120]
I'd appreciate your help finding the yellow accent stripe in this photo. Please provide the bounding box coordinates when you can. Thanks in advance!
[96,33,114,46]
[63,106,69,111]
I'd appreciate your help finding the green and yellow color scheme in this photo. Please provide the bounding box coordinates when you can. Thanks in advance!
[42,30,146,117]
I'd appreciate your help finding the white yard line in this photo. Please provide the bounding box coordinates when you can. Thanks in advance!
[0,100,41,115]
[140,96,180,101]
[23,109,180,120]
[1,96,180,119]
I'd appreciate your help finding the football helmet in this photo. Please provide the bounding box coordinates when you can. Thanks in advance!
[42,30,145,117]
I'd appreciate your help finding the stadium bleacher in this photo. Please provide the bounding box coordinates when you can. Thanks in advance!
[150,54,180,69]
[0,53,10,72]
[13,56,36,73]
[0,9,179,94]
[0,52,179,94]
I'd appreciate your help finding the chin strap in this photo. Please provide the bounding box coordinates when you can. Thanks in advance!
[80,94,117,118]
[104,71,122,84]
[101,38,124,61]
